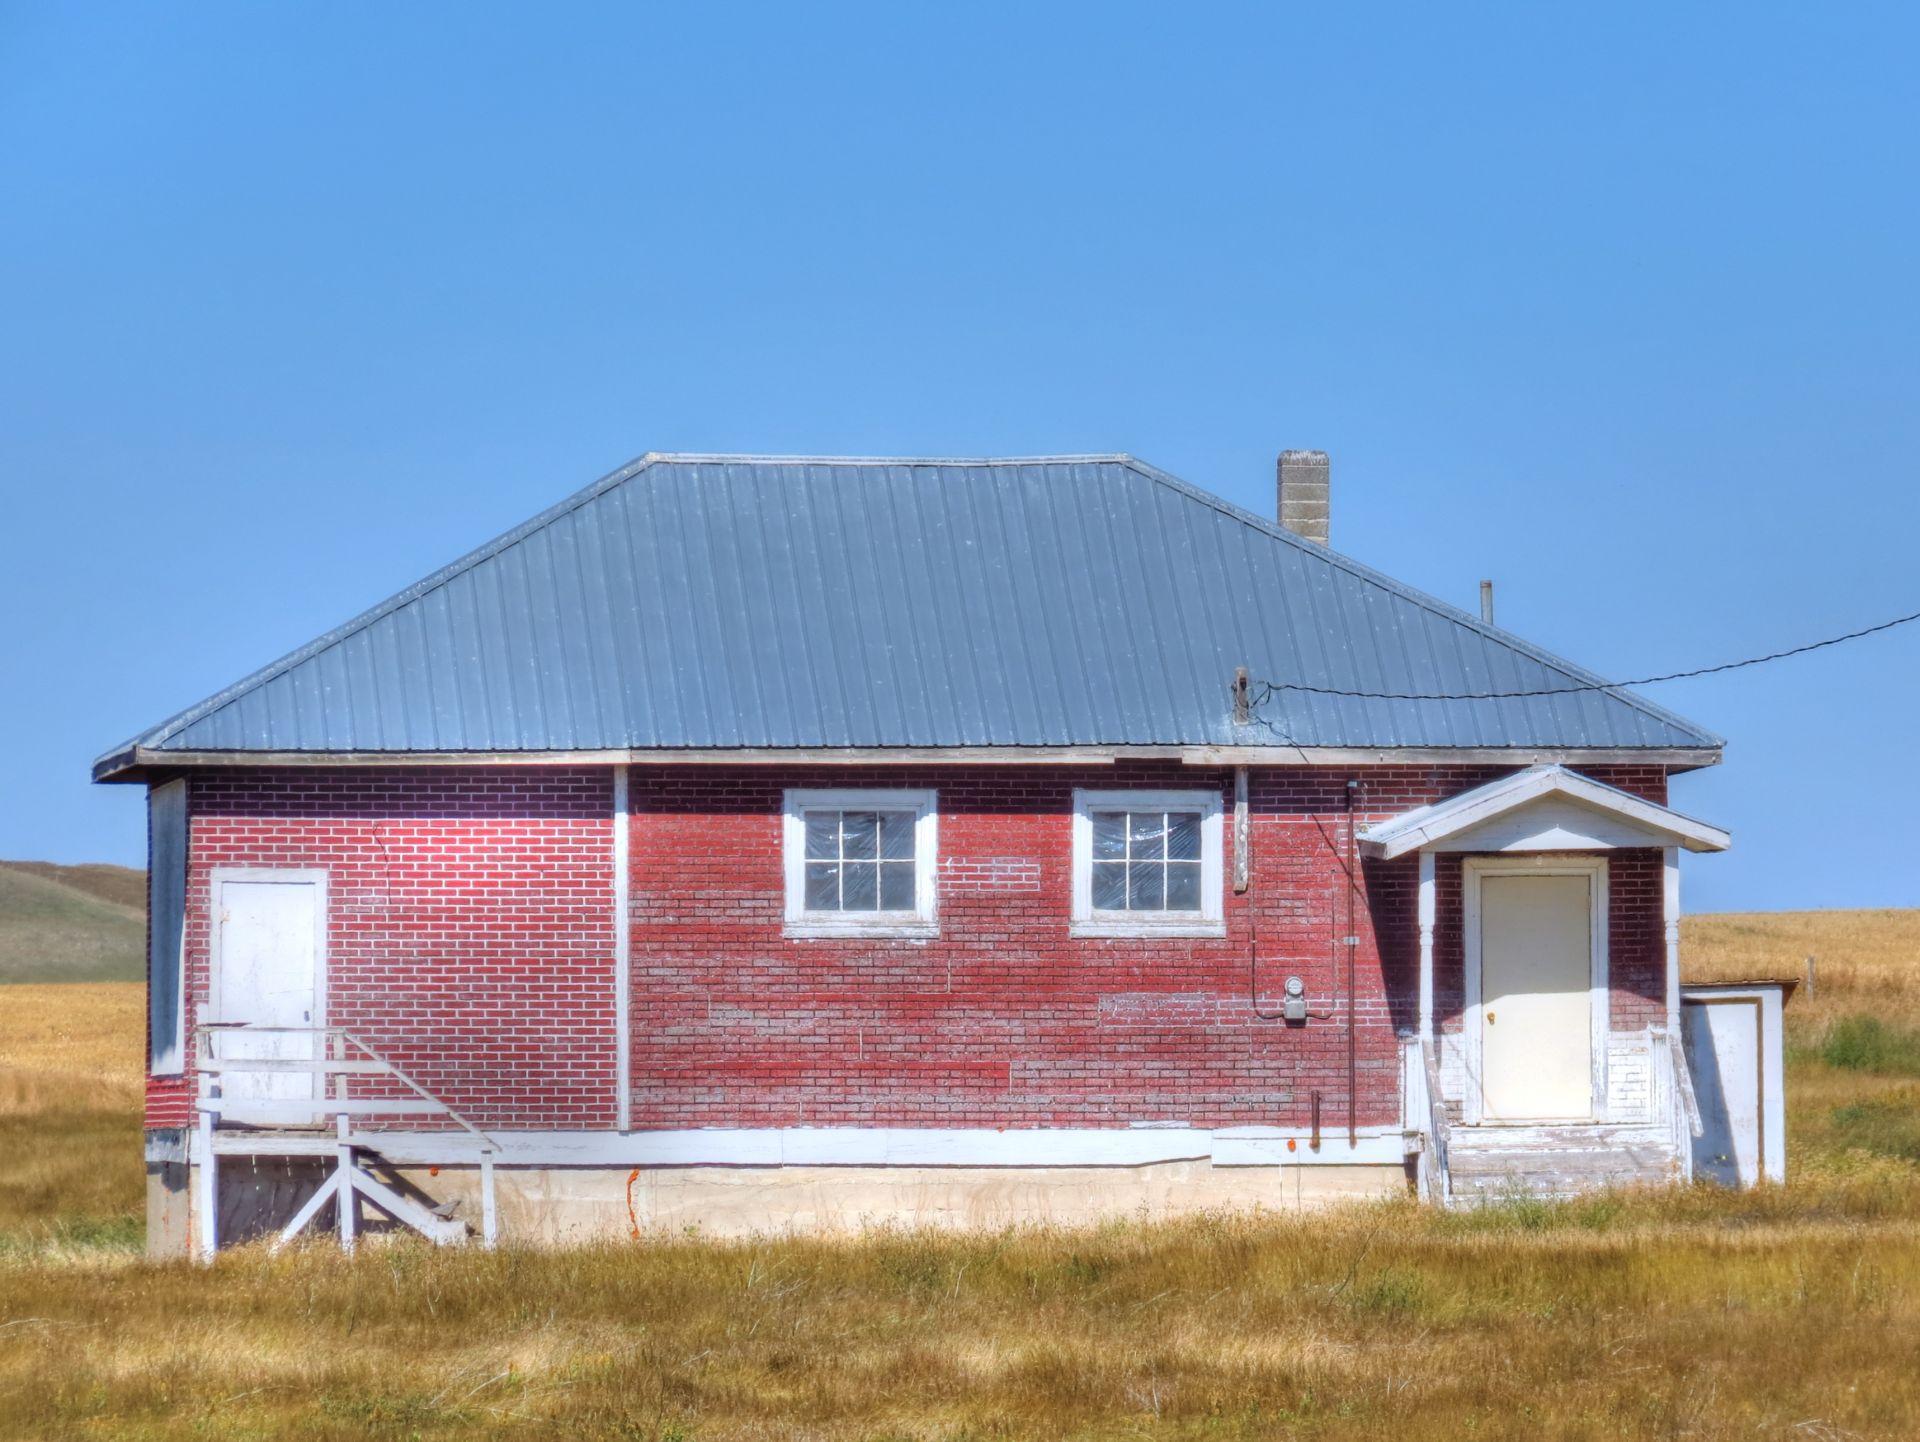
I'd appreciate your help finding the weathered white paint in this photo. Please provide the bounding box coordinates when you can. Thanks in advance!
[1462,856,1608,1125]
[1361,765,1729,860]
[148,778,189,1075]
[1416,850,1436,1041]
[1232,767,1249,893]
[208,870,327,1126]
[612,764,632,1129]
[1663,846,1681,1030]
[1682,984,1788,1186]
[199,1124,1407,1169]
[1069,787,1225,938]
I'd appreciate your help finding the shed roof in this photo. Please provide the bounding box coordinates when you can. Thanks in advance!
[94,454,1723,779]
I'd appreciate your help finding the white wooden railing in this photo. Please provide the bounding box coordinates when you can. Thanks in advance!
[194,1024,497,1259]
[1649,1022,1703,1182]
[1401,1036,1451,1203]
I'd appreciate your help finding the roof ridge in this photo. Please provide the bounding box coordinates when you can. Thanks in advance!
[646,453,1136,467]
[1115,457,1725,748]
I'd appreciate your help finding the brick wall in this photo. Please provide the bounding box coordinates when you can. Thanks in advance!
[146,767,616,1131]
[147,759,1677,1137]
[626,761,1670,1133]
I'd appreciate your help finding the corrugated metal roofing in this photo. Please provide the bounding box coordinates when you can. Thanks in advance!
[95,454,1722,773]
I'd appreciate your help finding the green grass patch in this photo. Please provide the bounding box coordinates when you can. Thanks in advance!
[1801,1014,1920,1077]
[1829,1098,1920,1164]
[0,866,144,983]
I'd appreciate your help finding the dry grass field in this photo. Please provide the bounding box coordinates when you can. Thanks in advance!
[0,910,1916,1440]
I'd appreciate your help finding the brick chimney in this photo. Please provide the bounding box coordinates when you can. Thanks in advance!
[1277,450,1330,546]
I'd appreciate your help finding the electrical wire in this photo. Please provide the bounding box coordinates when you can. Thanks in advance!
[1247,605,1920,704]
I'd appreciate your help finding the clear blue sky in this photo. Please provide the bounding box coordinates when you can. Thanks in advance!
[3,4,1915,914]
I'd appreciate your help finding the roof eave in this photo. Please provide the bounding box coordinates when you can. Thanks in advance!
[93,742,1725,785]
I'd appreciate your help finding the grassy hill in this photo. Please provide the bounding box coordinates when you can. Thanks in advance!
[0,862,145,984]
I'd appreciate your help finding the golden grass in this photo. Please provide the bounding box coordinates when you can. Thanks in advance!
[0,983,144,1239]
[1684,907,1920,1031]
[1,914,1918,1439]
[6,1197,1920,1439]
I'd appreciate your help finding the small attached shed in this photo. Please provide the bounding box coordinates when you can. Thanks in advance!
[1681,981,1794,1186]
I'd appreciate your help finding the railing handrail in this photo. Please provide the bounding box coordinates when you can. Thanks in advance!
[1419,1037,1450,1198]
[1660,1024,1704,1140]
[1402,1035,1451,1203]
[195,1022,493,1146]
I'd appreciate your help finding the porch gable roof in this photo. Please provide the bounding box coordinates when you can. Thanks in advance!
[1359,764,1731,860]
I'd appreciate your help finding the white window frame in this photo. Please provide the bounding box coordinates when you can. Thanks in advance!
[1071,788,1225,938]
[783,788,939,938]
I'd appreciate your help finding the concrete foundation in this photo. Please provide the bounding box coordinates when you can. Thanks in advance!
[158,1157,1409,1254]
[400,1160,1411,1243]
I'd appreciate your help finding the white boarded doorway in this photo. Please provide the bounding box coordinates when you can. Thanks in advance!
[209,869,327,1126]
[1683,984,1789,1186]
[1465,858,1607,1124]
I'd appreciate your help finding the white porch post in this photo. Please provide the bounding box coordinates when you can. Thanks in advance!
[1417,850,1436,1042]
[1663,846,1681,1030]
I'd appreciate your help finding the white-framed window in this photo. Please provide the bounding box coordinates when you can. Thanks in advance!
[1071,788,1225,937]
[783,789,939,937]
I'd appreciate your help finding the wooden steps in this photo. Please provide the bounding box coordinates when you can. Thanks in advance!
[1444,1123,1682,1202]
[195,1024,497,1258]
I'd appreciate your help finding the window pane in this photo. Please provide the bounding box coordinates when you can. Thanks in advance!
[805,862,840,910]
[841,861,879,910]
[804,812,839,860]
[878,811,916,861]
[841,812,878,859]
[1128,812,1167,857]
[1128,861,1165,911]
[1166,812,1202,862]
[1091,861,1128,911]
[1165,861,1202,911]
[879,861,916,910]
[1092,813,1127,860]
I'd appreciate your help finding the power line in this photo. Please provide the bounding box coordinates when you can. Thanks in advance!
[1248,605,1920,704]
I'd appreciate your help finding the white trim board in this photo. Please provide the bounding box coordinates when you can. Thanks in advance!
[1461,855,1609,1126]
[612,764,632,1130]
[101,743,1725,782]
[1360,764,1729,860]
[200,1125,1408,1169]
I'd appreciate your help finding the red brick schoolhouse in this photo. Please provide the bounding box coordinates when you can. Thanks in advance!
[98,451,1738,1257]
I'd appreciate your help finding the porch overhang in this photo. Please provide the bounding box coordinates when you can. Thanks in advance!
[1358,764,1730,861]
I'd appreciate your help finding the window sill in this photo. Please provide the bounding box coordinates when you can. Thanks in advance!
[1069,918,1227,940]
[784,919,940,941]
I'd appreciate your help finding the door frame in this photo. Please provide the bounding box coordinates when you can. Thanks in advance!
[207,868,330,1033]
[1461,854,1608,1125]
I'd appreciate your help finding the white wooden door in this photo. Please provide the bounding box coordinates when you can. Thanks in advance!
[1685,998,1763,1185]
[212,873,323,1125]
[1479,874,1593,1121]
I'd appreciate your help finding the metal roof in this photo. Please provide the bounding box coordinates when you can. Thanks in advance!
[94,453,1722,777]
